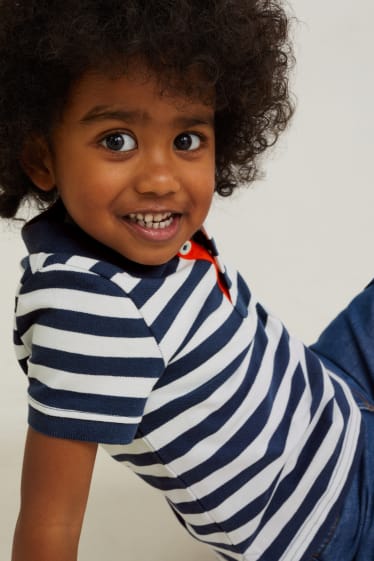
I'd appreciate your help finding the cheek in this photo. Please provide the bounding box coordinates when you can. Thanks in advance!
[58,162,120,201]
[190,159,215,188]
[197,169,216,204]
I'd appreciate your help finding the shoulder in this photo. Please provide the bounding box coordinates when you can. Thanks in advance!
[14,252,166,444]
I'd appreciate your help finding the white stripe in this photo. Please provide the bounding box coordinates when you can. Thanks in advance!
[14,343,29,360]
[65,255,99,269]
[163,262,255,363]
[150,310,283,447]
[140,264,195,324]
[246,403,346,556]
[28,363,158,397]
[29,252,52,273]
[180,345,310,505]
[164,390,305,528]
[38,264,98,274]
[28,396,141,424]
[120,349,253,480]
[168,350,254,474]
[144,316,254,428]
[16,287,141,319]
[165,382,313,530]
[130,336,336,529]
[158,269,219,362]
[279,378,362,561]
[169,293,237,361]
[111,271,142,293]
[24,323,161,358]
[237,377,348,554]
[103,437,152,457]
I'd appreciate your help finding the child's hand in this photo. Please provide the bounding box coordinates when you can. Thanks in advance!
[12,428,97,561]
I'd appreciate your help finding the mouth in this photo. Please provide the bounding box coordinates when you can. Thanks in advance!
[121,210,182,243]
[126,211,178,230]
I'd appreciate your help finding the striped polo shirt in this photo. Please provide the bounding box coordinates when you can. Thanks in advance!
[14,201,362,561]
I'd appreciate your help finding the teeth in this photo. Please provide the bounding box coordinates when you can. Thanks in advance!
[127,212,174,229]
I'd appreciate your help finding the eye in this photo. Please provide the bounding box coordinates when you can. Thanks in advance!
[174,132,202,151]
[101,132,137,152]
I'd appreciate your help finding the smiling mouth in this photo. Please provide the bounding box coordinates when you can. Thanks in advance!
[127,212,177,229]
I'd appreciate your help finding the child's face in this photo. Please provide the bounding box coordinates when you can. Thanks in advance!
[34,68,215,265]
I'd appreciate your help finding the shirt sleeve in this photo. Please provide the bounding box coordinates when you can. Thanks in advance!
[14,262,165,444]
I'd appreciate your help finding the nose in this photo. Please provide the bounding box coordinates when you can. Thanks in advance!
[134,153,181,197]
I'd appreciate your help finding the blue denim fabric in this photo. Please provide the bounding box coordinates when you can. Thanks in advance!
[310,281,374,561]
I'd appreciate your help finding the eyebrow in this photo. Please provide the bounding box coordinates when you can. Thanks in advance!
[79,106,214,128]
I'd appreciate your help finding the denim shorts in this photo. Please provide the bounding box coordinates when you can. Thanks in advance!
[310,280,374,561]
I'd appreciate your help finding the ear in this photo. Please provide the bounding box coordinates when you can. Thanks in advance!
[21,136,56,191]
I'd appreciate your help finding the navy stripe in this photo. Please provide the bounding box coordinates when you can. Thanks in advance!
[331,375,354,419]
[138,474,187,491]
[234,272,251,314]
[255,432,347,561]
[30,347,163,377]
[154,309,245,388]
[255,399,338,532]
[28,407,137,444]
[112,446,163,465]
[305,348,325,417]
[43,254,73,267]
[13,328,23,345]
[141,347,250,438]
[218,553,238,561]
[18,357,28,374]
[136,324,270,466]
[129,276,167,308]
[28,379,146,416]
[176,363,306,511]
[168,284,224,362]
[17,309,150,338]
[90,260,128,279]
[19,268,126,297]
[150,261,212,341]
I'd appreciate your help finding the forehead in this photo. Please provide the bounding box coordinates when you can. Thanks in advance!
[62,68,215,124]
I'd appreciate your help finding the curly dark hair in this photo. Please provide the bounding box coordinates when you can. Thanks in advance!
[0,0,294,218]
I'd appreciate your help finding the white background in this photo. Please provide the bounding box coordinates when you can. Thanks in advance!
[1,1,373,559]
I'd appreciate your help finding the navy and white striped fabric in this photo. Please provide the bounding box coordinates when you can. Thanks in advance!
[14,203,362,561]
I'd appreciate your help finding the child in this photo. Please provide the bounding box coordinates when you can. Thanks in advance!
[0,1,373,560]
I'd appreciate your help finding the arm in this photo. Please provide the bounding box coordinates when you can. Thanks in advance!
[12,427,98,561]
